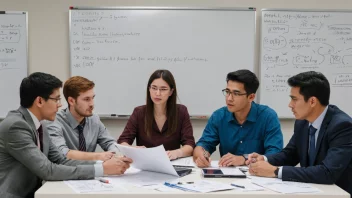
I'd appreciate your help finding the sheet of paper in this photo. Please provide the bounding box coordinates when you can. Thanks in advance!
[231,180,265,191]
[165,180,235,193]
[171,157,195,167]
[251,177,322,194]
[64,180,126,193]
[141,184,181,192]
[116,144,178,176]
[106,170,178,186]
[210,160,219,168]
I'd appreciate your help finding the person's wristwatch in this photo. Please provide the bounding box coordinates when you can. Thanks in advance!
[274,167,280,177]
[242,154,249,161]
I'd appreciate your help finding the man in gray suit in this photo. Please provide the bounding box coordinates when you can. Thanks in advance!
[0,72,133,198]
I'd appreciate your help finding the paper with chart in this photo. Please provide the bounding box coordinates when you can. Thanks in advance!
[251,177,322,194]
[116,144,179,176]
[64,180,126,193]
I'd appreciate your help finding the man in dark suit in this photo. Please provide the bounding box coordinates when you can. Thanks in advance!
[0,72,132,198]
[247,71,352,196]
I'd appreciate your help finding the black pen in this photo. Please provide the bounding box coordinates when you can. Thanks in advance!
[231,183,245,188]
[177,181,194,185]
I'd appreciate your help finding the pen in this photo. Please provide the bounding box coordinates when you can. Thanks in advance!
[202,147,209,161]
[177,181,194,185]
[231,184,245,188]
[99,178,109,184]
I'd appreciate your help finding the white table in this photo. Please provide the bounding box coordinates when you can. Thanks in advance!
[35,168,350,198]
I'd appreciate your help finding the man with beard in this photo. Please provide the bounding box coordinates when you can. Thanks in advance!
[45,76,118,161]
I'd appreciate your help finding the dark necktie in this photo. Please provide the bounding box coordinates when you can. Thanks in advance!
[38,125,43,152]
[77,124,86,151]
[308,125,317,166]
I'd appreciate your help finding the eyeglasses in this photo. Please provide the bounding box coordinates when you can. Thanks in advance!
[48,97,62,104]
[222,89,247,97]
[149,86,170,94]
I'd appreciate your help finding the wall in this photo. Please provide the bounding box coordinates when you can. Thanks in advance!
[1,0,351,159]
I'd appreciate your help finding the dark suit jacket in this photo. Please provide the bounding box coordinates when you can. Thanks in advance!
[267,105,352,196]
[0,107,96,198]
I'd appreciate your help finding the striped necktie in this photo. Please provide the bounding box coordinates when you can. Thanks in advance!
[77,123,86,151]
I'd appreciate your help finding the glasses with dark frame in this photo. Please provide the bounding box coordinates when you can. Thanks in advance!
[222,89,247,97]
[48,97,62,104]
[149,86,170,94]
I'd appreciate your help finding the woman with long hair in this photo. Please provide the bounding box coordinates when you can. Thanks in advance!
[117,69,195,159]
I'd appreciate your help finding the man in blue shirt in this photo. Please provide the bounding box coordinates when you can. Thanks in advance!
[193,70,283,168]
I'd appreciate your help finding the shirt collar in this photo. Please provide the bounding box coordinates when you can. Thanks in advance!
[226,101,258,123]
[310,106,329,131]
[64,108,81,129]
[26,109,41,130]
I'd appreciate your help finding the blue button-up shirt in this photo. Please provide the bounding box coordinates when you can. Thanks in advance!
[196,102,283,157]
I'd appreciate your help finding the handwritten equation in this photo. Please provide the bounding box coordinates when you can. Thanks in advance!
[0,29,21,43]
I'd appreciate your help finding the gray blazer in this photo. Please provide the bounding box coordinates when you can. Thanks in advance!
[0,107,96,198]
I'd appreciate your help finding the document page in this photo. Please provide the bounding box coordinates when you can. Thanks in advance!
[116,144,179,176]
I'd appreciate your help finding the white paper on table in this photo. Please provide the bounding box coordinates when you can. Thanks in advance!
[64,180,126,193]
[116,144,179,176]
[251,177,322,194]
[165,180,235,193]
[171,156,195,167]
[231,179,265,191]
[141,184,181,192]
[210,160,219,168]
[106,169,178,186]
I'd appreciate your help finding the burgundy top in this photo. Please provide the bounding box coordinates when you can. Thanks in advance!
[117,104,195,150]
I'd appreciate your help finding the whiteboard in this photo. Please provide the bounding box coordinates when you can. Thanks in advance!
[0,12,28,118]
[260,9,352,118]
[69,7,256,116]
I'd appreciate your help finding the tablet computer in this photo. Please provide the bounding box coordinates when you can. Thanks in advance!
[202,168,246,178]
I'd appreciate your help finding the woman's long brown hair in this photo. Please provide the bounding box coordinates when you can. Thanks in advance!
[145,69,178,137]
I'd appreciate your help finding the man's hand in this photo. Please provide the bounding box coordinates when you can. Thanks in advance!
[166,149,182,160]
[95,152,114,161]
[218,153,245,167]
[102,156,133,175]
[193,146,211,168]
[245,152,265,165]
[249,161,277,177]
